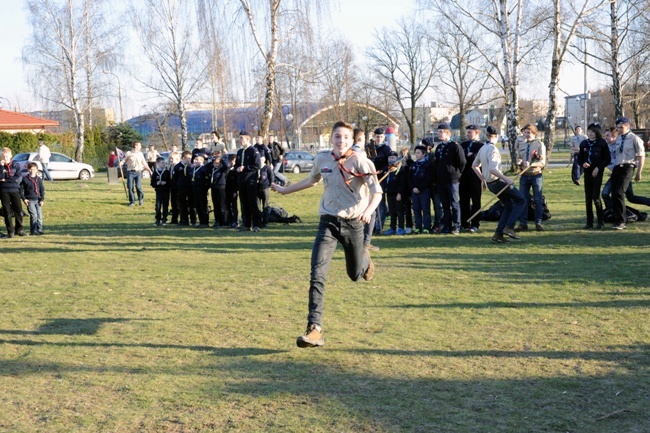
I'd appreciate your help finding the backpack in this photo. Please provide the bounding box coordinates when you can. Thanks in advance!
[603,205,647,223]
[481,201,504,221]
[265,203,301,224]
[527,194,551,221]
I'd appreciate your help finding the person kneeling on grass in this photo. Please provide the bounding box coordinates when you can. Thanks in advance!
[271,121,383,348]
[472,126,526,244]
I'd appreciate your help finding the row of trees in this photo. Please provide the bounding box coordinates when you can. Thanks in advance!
[21,0,650,163]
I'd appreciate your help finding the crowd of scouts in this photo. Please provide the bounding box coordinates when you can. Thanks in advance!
[147,131,285,232]
[359,116,646,245]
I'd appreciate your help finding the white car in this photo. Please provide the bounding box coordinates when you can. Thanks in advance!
[13,152,95,181]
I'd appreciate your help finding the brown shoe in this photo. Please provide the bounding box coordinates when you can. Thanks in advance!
[514,224,528,232]
[296,324,324,348]
[491,233,510,244]
[363,248,374,281]
[535,223,544,231]
[502,226,520,239]
[365,243,380,251]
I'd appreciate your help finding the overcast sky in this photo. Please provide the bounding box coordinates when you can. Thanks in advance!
[0,0,602,119]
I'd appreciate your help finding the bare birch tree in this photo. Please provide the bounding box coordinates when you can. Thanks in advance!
[541,0,603,153]
[366,18,438,144]
[24,0,117,161]
[130,0,207,150]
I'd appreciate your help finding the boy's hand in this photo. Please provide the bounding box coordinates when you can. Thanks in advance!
[38,201,43,206]
[358,210,373,224]
[270,183,285,194]
[23,199,29,205]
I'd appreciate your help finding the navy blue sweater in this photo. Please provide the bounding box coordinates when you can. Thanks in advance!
[0,161,23,192]
[432,141,466,184]
[20,174,44,201]
[210,158,231,188]
[150,168,171,191]
[258,165,274,189]
[408,158,434,191]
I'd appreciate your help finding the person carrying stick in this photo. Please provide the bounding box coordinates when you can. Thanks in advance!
[472,126,526,244]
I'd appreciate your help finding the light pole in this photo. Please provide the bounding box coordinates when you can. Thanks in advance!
[103,70,124,123]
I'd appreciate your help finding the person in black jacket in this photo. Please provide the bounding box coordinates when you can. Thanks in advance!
[432,124,466,235]
[258,155,275,227]
[191,155,211,228]
[408,145,434,234]
[173,150,195,226]
[459,124,484,233]
[371,128,393,233]
[225,153,239,228]
[577,123,611,229]
[382,151,401,235]
[20,162,45,235]
[150,157,171,226]
[236,131,262,232]
[397,147,413,234]
[210,151,230,228]
[0,147,25,238]
[168,152,181,224]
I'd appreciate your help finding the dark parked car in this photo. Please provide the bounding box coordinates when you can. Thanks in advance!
[283,151,315,173]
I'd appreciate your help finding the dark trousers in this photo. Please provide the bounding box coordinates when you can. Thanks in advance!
[177,186,195,225]
[438,182,460,231]
[170,187,179,224]
[399,194,413,229]
[431,191,443,229]
[155,189,170,223]
[572,156,583,183]
[487,180,526,235]
[258,187,270,225]
[460,179,482,229]
[412,189,431,231]
[610,165,635,225]
[308,215,370,327]
[602,177,650,209]
[0,190,24,234]
[193,187,209,225]
[239,183,260,228]
[363,211,375,246]
[583,167,604,224]
[226,190,238,226]
[211,187,227,226]
[386,192,404,230]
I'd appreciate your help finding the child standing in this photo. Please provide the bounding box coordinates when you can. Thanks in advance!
[20,162,45,235]
[258,155,274,227]
[191,155,210,228]
[225,153,239,228]
[210,151,230,228]
[168,152,181,224]
[408,145,434,234]
[150,157,171,226]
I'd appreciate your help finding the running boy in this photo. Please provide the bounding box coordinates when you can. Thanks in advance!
[271,121,383,348]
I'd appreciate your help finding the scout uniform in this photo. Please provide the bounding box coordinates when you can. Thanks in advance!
[516,137,546,229]
[610,121,645,228]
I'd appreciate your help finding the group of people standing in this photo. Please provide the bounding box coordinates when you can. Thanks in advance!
[133,132,289,231]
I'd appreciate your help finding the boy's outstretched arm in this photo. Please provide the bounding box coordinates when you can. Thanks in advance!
[271,177,318,195]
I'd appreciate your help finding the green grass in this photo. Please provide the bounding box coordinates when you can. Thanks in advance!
[1,169,648,432]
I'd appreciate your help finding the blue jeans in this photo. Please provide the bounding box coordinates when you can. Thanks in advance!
[412,189,431,231]
[127,171,144,204]
[438,182,460,230]
[26,200,43,233]
[273,161,287,185]
[308,215,370,327]
[41,163,53,181]
[487,180,526,235]
[518,173,543,225]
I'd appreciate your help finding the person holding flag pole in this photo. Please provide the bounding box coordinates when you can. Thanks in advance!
[472,126,527,244]
[115,147,128,199]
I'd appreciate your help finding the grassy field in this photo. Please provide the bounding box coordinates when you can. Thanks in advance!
[0,169,648,432]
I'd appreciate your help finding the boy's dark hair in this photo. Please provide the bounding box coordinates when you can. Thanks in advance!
[181,150,192,158]
[521,124,538,135]
[211,130,220,139]
[607,126,618,137]
[414,145,427,154]
[353,128,364,142]
[331,120,354,135]
[27,162,38,169]
[227,153,236,162]
[156,157,165,163]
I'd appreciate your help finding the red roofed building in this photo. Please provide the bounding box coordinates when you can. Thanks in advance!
[0,109,59,133]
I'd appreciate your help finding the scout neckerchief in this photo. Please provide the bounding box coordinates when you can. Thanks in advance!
[331,149,378,192]
[618,134,628,155]
[587,139,595,165]
[27,175,39,196]
[192,165,201,182]
[156,167,166,181]
[436,142,449,160]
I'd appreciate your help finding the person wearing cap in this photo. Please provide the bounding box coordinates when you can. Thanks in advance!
[576,123,610,229]
[459,124,484,233]
[602,127,650,211]
[570,126,587,185]
[371,127,392,233]
[515,124,547,232]
[472,126,526,243]
[235,131,262,232]
[431,123,466,235]
[609,117,646,230]
[272,121,382,348]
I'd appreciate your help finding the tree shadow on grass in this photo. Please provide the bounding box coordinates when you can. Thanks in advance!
[384,299,650,310]
[0,318,137,335]
[0,337,646,431]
